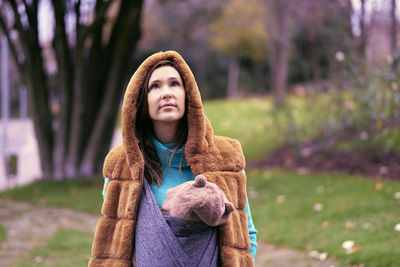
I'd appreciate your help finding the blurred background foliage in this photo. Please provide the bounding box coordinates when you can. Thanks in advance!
[0,0,399,179]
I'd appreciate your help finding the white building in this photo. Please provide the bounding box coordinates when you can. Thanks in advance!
[0,119,42,191]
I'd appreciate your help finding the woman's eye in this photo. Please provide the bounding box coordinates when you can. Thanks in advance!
[171,81,180,87]
[150,84,159,90]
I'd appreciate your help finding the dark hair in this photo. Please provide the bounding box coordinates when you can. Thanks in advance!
[135,60,188,186]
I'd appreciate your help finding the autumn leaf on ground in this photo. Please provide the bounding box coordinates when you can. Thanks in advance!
[375,182,383,191]
[313,203,323,212]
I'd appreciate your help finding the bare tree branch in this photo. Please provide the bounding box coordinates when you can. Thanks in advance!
[0,10,24,75]
[80,0,112,45]
[75,0,81,44]
[7,0,30,56]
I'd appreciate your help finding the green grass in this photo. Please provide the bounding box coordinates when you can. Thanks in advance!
[247,169,400,267]
[0,225,6,244]
[203,94,337,160]
[203,97,281,159]
[0,178,103,214]
[12,229,93,267]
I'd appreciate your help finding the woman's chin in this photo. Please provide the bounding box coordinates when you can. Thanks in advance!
[153,112,184,123]
[154,115,183,124]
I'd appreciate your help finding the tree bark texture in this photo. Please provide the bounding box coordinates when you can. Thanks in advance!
[266,0,289,107]
[391,0,398,70]
[360,0,367,59]
[0,0,144,179]
[392,0,398,54]
[226,56,240,98]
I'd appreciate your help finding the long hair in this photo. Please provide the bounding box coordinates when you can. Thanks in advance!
[135,60,188,186]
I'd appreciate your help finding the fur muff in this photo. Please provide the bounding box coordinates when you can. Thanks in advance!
[89,51,254,267]
[161,175,235,226]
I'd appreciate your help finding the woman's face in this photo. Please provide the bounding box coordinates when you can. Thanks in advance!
[147,66,186,125]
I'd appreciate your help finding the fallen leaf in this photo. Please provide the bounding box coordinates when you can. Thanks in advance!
[342,240,355,254]
[342,240,354,249]
[313,203,323,212]
[345,220,357,229]
[375,182,383,191]
[309,250,328,261]
[276,195,286,204]
[309,250,319,258]
[319,252,328,261]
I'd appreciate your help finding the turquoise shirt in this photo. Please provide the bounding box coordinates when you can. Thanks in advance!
[103,137,258,260]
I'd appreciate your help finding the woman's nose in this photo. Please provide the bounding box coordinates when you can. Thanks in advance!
[161,85,172,99]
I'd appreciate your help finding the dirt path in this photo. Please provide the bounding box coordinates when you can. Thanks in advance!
[0,199,98,266]
[0,199,340,267]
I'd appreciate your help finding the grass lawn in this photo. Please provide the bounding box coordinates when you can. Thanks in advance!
[248,169,400,267]
[203,94,338,160]
[11,229,93,267]
[0,178,103,214]
[0,225,6,244]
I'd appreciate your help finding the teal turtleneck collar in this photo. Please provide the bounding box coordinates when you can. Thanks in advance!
[149,137,194,208]
[151,137,188,170]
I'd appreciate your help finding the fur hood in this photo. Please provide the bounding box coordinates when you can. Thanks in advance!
[119,50,245,179]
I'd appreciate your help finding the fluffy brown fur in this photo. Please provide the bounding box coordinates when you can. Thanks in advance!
[89,51,253,267]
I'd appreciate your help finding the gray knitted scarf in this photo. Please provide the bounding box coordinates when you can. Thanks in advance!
[134,179,220,267]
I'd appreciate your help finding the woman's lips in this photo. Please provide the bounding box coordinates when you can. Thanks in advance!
[160,103,176,109]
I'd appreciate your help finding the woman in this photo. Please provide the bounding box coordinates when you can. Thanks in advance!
[89,51,257,266]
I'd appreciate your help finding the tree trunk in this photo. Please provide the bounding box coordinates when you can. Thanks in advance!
[269,42,288,107]
[360,0,367,59]
[253,61,264,94]
[266,0,289,107]
[26,80,54,178]
[226,56,240,98]
[391,0,398,69]
[0,0,144,180]
[79,1,143,176]
[52,0,73,180]
[310,37,321,82]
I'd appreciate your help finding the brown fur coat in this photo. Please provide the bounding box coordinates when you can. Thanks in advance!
[89,51,253,267]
